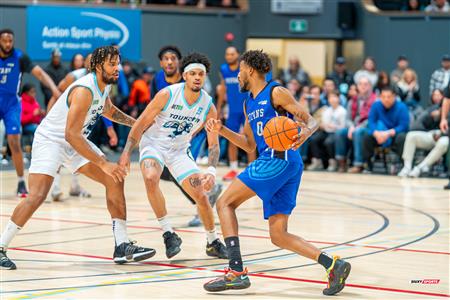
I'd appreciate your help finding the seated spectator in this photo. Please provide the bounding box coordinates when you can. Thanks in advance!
[327,56,354,97]
[402,0,425,11]
[429,55,450,95]
[390,55,409,84]
[320,77,347,106]
[346,83,358,103]
[128,67,154,118]
[21,83,45,136]
[308,91,347,171]
[335,77,377,173]
[287,78,302,100]
[354,56,378,88]
[425,0,450,12]
[374,71,390,95]
[398,89,448,177]
[70,53,84,71]
[362,87,410,172]
[280,55,311,87]
[395,68,420,107]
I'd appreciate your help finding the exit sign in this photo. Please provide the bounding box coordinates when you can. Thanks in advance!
[289,19,308,33]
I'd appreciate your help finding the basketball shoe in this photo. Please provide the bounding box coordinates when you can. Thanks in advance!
[206,239,228,259]
[163,231,182,258]
[113,241,156,264]
[0,247,16,270]
[204,267,250,292]
[323,256,351,295]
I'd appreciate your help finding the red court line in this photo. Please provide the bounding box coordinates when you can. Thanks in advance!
[9,247,450,298]
[3,214,449,255]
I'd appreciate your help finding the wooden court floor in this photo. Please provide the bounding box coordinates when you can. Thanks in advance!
[0,164,449,299]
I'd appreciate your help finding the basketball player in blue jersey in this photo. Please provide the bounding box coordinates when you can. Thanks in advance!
[151,45,222,227]
[0,28,61,197]
[204,50,351,295]
[218,46,255,181]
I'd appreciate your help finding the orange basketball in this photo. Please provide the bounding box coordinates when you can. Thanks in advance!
[263,116,299,151]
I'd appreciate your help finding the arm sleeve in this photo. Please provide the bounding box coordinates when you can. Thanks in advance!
[19,54,35,73]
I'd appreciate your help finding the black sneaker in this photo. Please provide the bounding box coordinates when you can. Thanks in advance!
[206,239,228,259]
[323,256,351,296]
[204,267,251,292]
[163,231,182,258]
[17,181,28,198]
[113,241,156,264]
[0,247,16,270]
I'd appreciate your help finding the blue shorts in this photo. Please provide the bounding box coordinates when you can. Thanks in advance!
[226,112,246,133]
[238,154,303,220]
[0,96,21,135]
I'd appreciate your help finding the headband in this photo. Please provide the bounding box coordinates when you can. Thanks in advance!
[184,63,206,73]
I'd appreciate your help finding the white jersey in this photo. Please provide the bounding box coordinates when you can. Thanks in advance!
[141,82,213,149]
[36,72,111,143]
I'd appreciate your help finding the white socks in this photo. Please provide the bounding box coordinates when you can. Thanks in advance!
[230,161,238,170]
[206,228,218,244]
[112,218,128,246]
[0,220,21,249]
[18,176,24,183]
[158,216,174,233]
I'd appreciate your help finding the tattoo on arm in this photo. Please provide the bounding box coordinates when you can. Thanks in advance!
[189,177,202,188]
[111,108,135,127]
[208,143,219,167]
[124,137,137,154]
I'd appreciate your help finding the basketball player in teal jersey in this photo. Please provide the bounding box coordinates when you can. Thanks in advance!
[204,50,351,295]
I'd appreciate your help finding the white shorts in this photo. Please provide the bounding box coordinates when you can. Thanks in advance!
[139,142,200,184]
[29,133,104,177]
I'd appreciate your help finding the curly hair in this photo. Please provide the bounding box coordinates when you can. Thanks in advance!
[158,45,182,60]
[89,46,120,73]
[240,50,271,74]
[180,52,211,73]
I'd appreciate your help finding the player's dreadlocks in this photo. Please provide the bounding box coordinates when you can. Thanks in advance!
[89,46,120,73]
[240,50,272,74]
[180,52,211,73]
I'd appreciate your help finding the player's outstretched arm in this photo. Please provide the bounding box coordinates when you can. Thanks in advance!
[272,86,318,150]
[118,88,170,171]
[205,116,256,153]
[65,87,126,183]
[102,97,136,127]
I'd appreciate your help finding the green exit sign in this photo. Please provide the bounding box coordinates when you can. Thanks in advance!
[289,19,308,33]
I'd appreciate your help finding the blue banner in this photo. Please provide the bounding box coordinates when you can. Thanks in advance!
[27,5,141,61]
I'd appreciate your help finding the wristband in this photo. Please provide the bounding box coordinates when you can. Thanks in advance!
[205,166,216,178]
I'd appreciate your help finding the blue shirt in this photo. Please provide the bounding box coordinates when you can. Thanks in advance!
[0,49,33,99]
[368,100,409,135]
[151,70,184,98]
[245,81,301,162]
[220,63,247,114]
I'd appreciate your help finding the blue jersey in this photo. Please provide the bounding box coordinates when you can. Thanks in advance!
[220,63,247,114]
[0,49,27,99]
[245,80,301,162]
[151,70,184,98]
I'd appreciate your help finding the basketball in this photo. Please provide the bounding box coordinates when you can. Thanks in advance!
[263,116,299,151]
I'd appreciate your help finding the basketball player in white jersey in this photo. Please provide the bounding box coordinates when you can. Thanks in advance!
[0,46,155,269]
[119,53,227,259]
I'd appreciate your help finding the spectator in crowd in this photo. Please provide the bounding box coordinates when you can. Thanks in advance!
[308,90,347,171]
[354,56,378,87]
[287,78,302,100]
[425,0,450,12]
[390,55,409,84]
[429,55,450,94]
[335,77,377,173]
[362,87,410,171]
[395,68,420,107]
[128,66,154,118]
[122,61,140,90]
[70,53,84,71]
[20,83,44,136]
[321,77,347,106]
[346,83,358,103]
[280,55,311,87]
[327,56,354,97]
[374,71,390,95]
[398,89,448,177]
[41,48,68,107]
[298,85,310,111]
[402,0,425,11]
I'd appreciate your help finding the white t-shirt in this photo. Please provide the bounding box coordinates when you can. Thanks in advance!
[321,105,347,133]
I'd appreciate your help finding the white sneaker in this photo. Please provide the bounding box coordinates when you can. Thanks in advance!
[408,166,422,178]
[327,159,337,172]
[307,158,323,171]
[397,167,410,177]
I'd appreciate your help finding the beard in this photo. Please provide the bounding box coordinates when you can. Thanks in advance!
[164,68,177,77]
[239,81,249,93]
[0,45,12,56]
[101,68,118,84]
